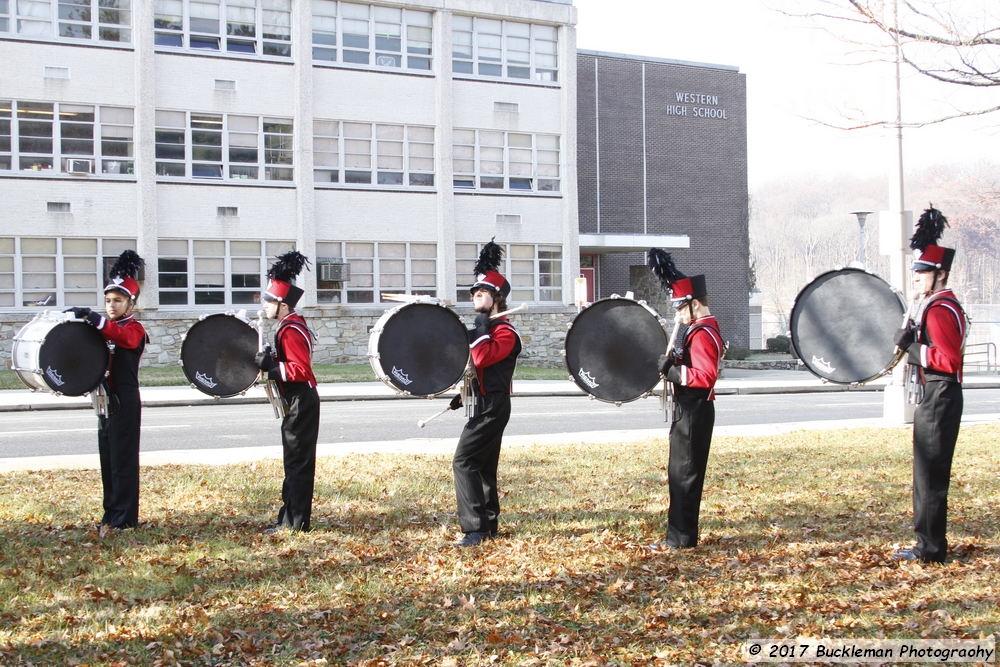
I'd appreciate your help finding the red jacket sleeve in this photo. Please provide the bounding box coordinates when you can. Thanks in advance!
[98,318,146,349]
[278,325,316,384]
[912,301,964,375]
[471,322,517,369]
[680,327,721,390]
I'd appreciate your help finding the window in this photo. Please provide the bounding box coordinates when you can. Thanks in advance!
[311,1,432,72]
[452,129,560,194]
[0,100,134,176]
[0,237,135,309]
[153,0,290,57]
[456,243,562,303]
[157,239,292,307]
[452,16,558,83]
[1,0,131,44]
[315,241,436,304]
[313,120,433,188]
[155,110,293,182]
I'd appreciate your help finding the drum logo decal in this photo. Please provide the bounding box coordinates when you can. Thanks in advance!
[812,356,836,374]
[391,366,413,386]
[577,368,600,388]
[45,366,65,387]
[195,372,218,389]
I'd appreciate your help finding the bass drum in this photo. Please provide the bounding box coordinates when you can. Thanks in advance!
[368,301,470,397]
[11,313,110,396]
[564,296,668,403]
[790,267,905,385]
[181,312,260,397]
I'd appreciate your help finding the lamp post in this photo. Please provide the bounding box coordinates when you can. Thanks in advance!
[850,211,874,267]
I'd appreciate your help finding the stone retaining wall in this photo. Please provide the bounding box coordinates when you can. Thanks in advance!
[2,305,579,370]
[722,359,805,371]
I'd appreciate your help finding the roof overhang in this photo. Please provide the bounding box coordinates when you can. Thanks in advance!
[579,234,690,254]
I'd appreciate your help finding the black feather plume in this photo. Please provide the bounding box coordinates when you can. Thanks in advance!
[473,239,504,277]
[910,205,949,251]
[647,248,685,292]
[267,251,310,283]
[109,249,144,280]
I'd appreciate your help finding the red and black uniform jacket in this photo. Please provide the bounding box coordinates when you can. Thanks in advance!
[274,312,317,390]
[95,314,148,391]
[908,288,965,383]
[470,317,522,396]
[666,315,723,401]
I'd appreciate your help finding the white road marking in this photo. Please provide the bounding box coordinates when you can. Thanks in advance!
[0,425,190,436]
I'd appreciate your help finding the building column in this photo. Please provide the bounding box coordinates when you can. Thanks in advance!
[293,0,317,306]
[434,9,456,303]
[559,20,580,307]
[133,0,158,308]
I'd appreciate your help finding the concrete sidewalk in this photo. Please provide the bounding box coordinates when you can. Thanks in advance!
[1,368,998,412]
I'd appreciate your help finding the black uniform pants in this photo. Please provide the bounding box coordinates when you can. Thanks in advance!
[277,383,320,531]
[454,392,511,534]
[911,379,963,562]
[97,389,141,528]
[666,393,715,548]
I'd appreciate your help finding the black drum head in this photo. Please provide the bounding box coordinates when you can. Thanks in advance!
[376,303,469,396]
[564,299,667,403]
[791,268,905,384]
[181,314,260,397]
[37,321,109,396]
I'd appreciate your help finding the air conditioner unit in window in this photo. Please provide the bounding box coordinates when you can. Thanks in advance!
[68,159,92,175]
[318,261,350,282]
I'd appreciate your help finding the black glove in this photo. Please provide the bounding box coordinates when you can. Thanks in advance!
[665,364,683,384]
[255,350,277,372]
[65,307,92,319]
[893,328,916,351]
[469,312,491,343]
[85,311,103,327]
[449,394,463,410]
[657,353,676,375]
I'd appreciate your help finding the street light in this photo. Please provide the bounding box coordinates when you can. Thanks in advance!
[850,211,874,267]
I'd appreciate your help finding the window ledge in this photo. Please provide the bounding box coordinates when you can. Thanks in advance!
[155,178,296,188]
[312,61,435,78]
[454,189,562,198]
[452,74,560,89]
[155,48,293,65]
[313,184,437,194]
[0,35,134,51]
[0,172,137,182]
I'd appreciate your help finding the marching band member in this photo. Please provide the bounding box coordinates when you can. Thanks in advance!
[647,249,724,551]
[892,206,966,563]
[67,250,148,537]
[255,251,320,532]
[448,241,522,547]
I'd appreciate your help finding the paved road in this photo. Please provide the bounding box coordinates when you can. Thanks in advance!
[3,389,999,459]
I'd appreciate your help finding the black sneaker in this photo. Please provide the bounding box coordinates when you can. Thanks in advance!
[454,531,491,548]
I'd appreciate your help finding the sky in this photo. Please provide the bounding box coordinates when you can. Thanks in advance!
[572,0,1000,189]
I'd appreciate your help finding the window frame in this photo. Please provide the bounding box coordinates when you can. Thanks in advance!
[455,242,563,304]
[312,119,435,190]
[311,1,433,75]
[452,128,560,195]
[154,109,294,184]
[315,240,437,305]
[157,238,295,309]
[153,0,292,60]
[451,15,559,86]
[0,237,137,311]
[1,0,133,47]
[0,100,136,178]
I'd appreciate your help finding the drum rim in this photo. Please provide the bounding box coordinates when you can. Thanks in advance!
[180,312,260,398]
[790,266,905,385]
[564,295,669,404]
[367,301,470,397]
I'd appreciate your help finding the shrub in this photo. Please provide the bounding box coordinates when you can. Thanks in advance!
[726,345,751,361]
[766,335,792,354]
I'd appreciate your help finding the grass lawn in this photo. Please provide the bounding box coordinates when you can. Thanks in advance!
[0,364,569,390]
[1,424,998,665]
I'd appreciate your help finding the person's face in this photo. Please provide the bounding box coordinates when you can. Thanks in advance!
[472,287,495,314]
[104,291,132,320]
[913,269,941,296]
[674,300,693,325]
[263,299,280,319]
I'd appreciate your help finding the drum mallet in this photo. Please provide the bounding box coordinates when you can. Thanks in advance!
[418,406,453,428]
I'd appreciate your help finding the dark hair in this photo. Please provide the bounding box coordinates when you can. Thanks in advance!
[493,290,508,315]
[695,296,709,307]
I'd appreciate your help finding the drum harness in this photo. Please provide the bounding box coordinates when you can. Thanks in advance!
[257,311,290,419]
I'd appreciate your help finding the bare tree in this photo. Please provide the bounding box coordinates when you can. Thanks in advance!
[779,0,1000,126]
